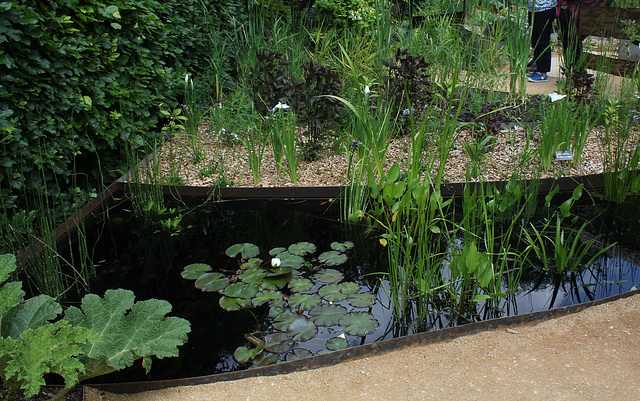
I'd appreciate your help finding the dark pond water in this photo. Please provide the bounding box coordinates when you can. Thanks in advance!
[79,194,639,384]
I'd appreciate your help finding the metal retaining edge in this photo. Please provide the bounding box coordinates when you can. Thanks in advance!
[86,288,640,395]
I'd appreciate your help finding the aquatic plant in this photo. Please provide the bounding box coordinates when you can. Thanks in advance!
[181,241,379,365]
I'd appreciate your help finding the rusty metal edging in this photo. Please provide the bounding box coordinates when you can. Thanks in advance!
[85,288,640,395]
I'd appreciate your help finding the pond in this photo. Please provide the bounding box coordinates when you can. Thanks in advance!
[80,193,639,384]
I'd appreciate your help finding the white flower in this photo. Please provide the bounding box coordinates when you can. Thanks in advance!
[271,257,281,267]
[338,333,346,339]
[364,85,370,95]
[274,102,290,110]
[185,73,190,83]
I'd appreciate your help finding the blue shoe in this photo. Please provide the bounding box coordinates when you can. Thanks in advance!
[527,71,548,82]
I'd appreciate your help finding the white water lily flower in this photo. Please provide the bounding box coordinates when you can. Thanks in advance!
[274,102,290,110]
[271,257,281,267]
[338,333,346,339]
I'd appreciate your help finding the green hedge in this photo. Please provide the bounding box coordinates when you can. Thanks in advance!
[0,0,216,210]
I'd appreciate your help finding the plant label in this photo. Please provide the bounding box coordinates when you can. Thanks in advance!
[555,150,573,161]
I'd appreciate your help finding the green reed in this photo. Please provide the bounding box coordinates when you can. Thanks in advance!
[242,124,267,185]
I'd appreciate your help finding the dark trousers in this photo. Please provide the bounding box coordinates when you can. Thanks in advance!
[558,7,586,72]
[528,7,556,74]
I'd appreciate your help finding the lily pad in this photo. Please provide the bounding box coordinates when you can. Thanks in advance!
[268,298,287,308]
[339,312,378,336]
[233,339,265,364]
[239,268,267,284]
[241,258,262,269]
[261,275,291,290]
[272,312,300,331]
[326,336,349,351]
[269,247,287,256]
[219,295,252,311]
[318,282,359,302]
[309,304,348,326]
[330,241,354,252]
[288,293,321,310]
[266,266,293,277]
[253,351,279,366]
[286,317,318,341]
[318,251,347,266]
[264,332,295,353]
[285,348,313,362]
[288,277,314,293]
[181,263,211,280]
[277,253,305,268]
[222,282,260,299]
[194,272,229,292]
[252,290,283,307]
[313,268,344,283]
[347,292,377,308]
[288,242,317,256]
[226,243,260,259]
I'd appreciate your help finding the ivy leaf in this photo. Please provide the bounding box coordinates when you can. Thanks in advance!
[64,289,191,378]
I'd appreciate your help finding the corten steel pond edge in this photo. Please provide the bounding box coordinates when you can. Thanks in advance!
[85,288,640,395]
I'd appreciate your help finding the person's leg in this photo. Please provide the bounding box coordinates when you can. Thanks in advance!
[531,8,555,75]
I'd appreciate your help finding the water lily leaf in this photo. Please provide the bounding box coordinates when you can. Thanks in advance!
[219,296,251,311]
[233,339,265,364]
[285,348,313,362]
[267,266,293,277]
[194,273,229,292]
[339,312,378,336]
[222,282,259,299]
[264,333,295,353]
[347,293,376,308]
[309,304,347,326]
[252,290,283,307]
[241,258,262,269]
[313,268,343,283]
[286,317,318,341]
[277,253,305,268]
[253,351,279,366]
[318,251,347,266]
[268,298,287,308]
[288,277,314,293]
[181,263,211,280]
[318,284,348,302]
[269,247,286,256]
[326,336,349,351]
[330,241,354,252]
[261,275,291,290]
[288,293,321,310]
[239,268,267,284]
[273,312,299,331]
[226,243,260,259]
[288,242,317,256]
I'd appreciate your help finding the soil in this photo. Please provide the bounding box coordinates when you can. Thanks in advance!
[83,54,639,400]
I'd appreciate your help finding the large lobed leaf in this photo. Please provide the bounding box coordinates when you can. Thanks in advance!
[64,289,191,378]
[0,320,93,397]
[0,253,24,315]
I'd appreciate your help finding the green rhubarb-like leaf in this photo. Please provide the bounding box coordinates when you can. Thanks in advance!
[0,294,61,339]
[0,253,24,314]
[64,289,191,378]
[0,320,93,397]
